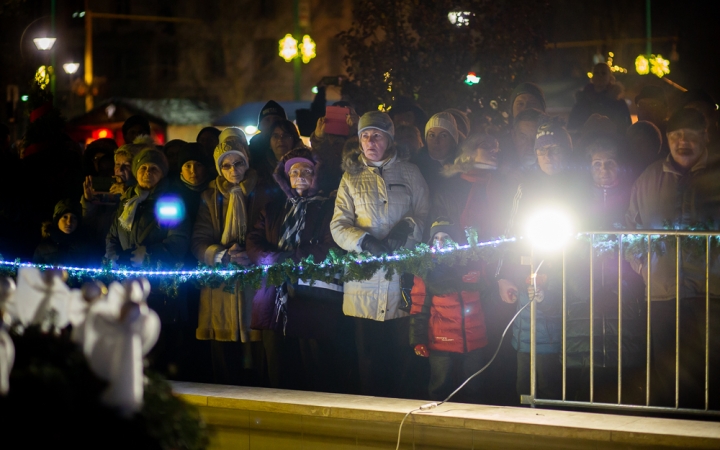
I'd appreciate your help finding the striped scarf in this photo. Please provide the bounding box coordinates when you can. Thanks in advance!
[277,195,326,251]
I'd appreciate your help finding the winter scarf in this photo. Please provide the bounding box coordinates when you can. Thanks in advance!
[215,175,254,246]
[180,175,208,192]
[118,186,150,231]
[277,195,327,251]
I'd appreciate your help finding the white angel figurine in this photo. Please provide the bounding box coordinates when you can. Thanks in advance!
[81,279,161,415]
[4,267,85,331]
[0,278,16,395]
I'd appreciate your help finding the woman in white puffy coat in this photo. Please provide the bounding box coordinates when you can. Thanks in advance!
[331,111,429,396]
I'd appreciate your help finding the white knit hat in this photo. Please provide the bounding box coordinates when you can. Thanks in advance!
[219,127,248,146]
[425,112,459,144]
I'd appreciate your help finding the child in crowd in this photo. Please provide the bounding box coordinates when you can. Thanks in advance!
[409,219,489,402]
[33,199,91,266]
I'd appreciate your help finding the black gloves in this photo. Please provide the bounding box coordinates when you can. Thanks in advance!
[384,220,413,251]
[361,235,390,256]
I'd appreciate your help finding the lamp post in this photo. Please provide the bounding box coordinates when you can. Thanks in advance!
[63,63,80,112]
[277,0,316,101]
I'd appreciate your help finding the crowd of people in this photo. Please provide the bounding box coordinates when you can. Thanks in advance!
[0,66,718,408]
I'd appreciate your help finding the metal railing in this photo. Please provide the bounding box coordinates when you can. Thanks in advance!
[521,230,720,416]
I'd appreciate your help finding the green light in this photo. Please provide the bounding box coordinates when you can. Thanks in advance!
[21,95,29,102]
[311,86,318,94]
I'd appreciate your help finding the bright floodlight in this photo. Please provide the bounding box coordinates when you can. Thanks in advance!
[244,125,258,135]
[155,195,185,226]
[63,62,80,74]
[33,37,56,51]
[525,209,574,251]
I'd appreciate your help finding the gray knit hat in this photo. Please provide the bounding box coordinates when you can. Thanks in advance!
[132,148,169,178]
[358,111,395,140]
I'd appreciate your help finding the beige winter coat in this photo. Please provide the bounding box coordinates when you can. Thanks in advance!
[331,144,429,321]
[191,172,262,342]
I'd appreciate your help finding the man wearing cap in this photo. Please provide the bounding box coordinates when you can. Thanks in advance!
[509,82,547,120]
[249,100,288,180]
[331,111,429,397]
[626,107,720,408]
[411,112,460,195]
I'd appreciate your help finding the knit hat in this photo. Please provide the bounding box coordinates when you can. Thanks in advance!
[358,111,395,140]
[132,148,169,178]
[284,157,315,174]
[534,119,572,153]
[52,198,81,226]
[427,218,461,245]
[122,115,151,139]
[444,108,471,139]
[635,85,666,106]
[177,142,212,169]
[425,112,459,144]
[219,127,248,146]
[510,82,547,114]
[214,141,250,174]
[258,100,287,125]
[667,108,707,133]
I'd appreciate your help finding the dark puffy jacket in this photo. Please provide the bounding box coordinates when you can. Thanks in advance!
[409,265,488,354]
[33,226,95,267]
[105,178,190,266]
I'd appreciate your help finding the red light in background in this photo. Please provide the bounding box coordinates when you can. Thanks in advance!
[92,128,114,140]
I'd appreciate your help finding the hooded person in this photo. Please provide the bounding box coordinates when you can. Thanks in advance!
[246,147,348,391]
[105,148,190,268]
[331,111,429,397]
[173,142,213,228]
[249,100,288,179]
[409,219,489,401]
[33,199,93,266]
[568,63,632,134]
[411,111,460,195]
[190,139,261,384]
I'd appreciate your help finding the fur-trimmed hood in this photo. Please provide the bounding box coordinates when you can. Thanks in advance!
[340,141,411,176]
[272,146,323,199]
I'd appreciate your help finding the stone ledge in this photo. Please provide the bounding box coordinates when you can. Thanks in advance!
[172,382,720,449]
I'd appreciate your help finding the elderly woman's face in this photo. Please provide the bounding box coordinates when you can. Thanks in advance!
[136,163,163,189]
[474,137,500,167]
[360,129,390,162]
[591,150,620,187]
[288,162,315,196]
[114,154,133,182]
[220,153,248,185]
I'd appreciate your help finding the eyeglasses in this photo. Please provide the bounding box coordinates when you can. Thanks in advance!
[667,129,705,141]
[221,160,246,171]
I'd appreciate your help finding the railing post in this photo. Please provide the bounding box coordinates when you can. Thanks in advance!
[646,235,652,406]
[706,236,710,411]
[618,234,623,404]
[530,249,537,407]
[675,236,681,409]
[589,235,595,403]
[562,247,567,401]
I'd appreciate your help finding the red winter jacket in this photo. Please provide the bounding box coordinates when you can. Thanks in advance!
[409,275,488,354]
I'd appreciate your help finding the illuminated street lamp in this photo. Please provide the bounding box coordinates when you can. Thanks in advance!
[278,34,299,62]
[635,54,670,78]
[33,37,56,51]
[63,62,80,74]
